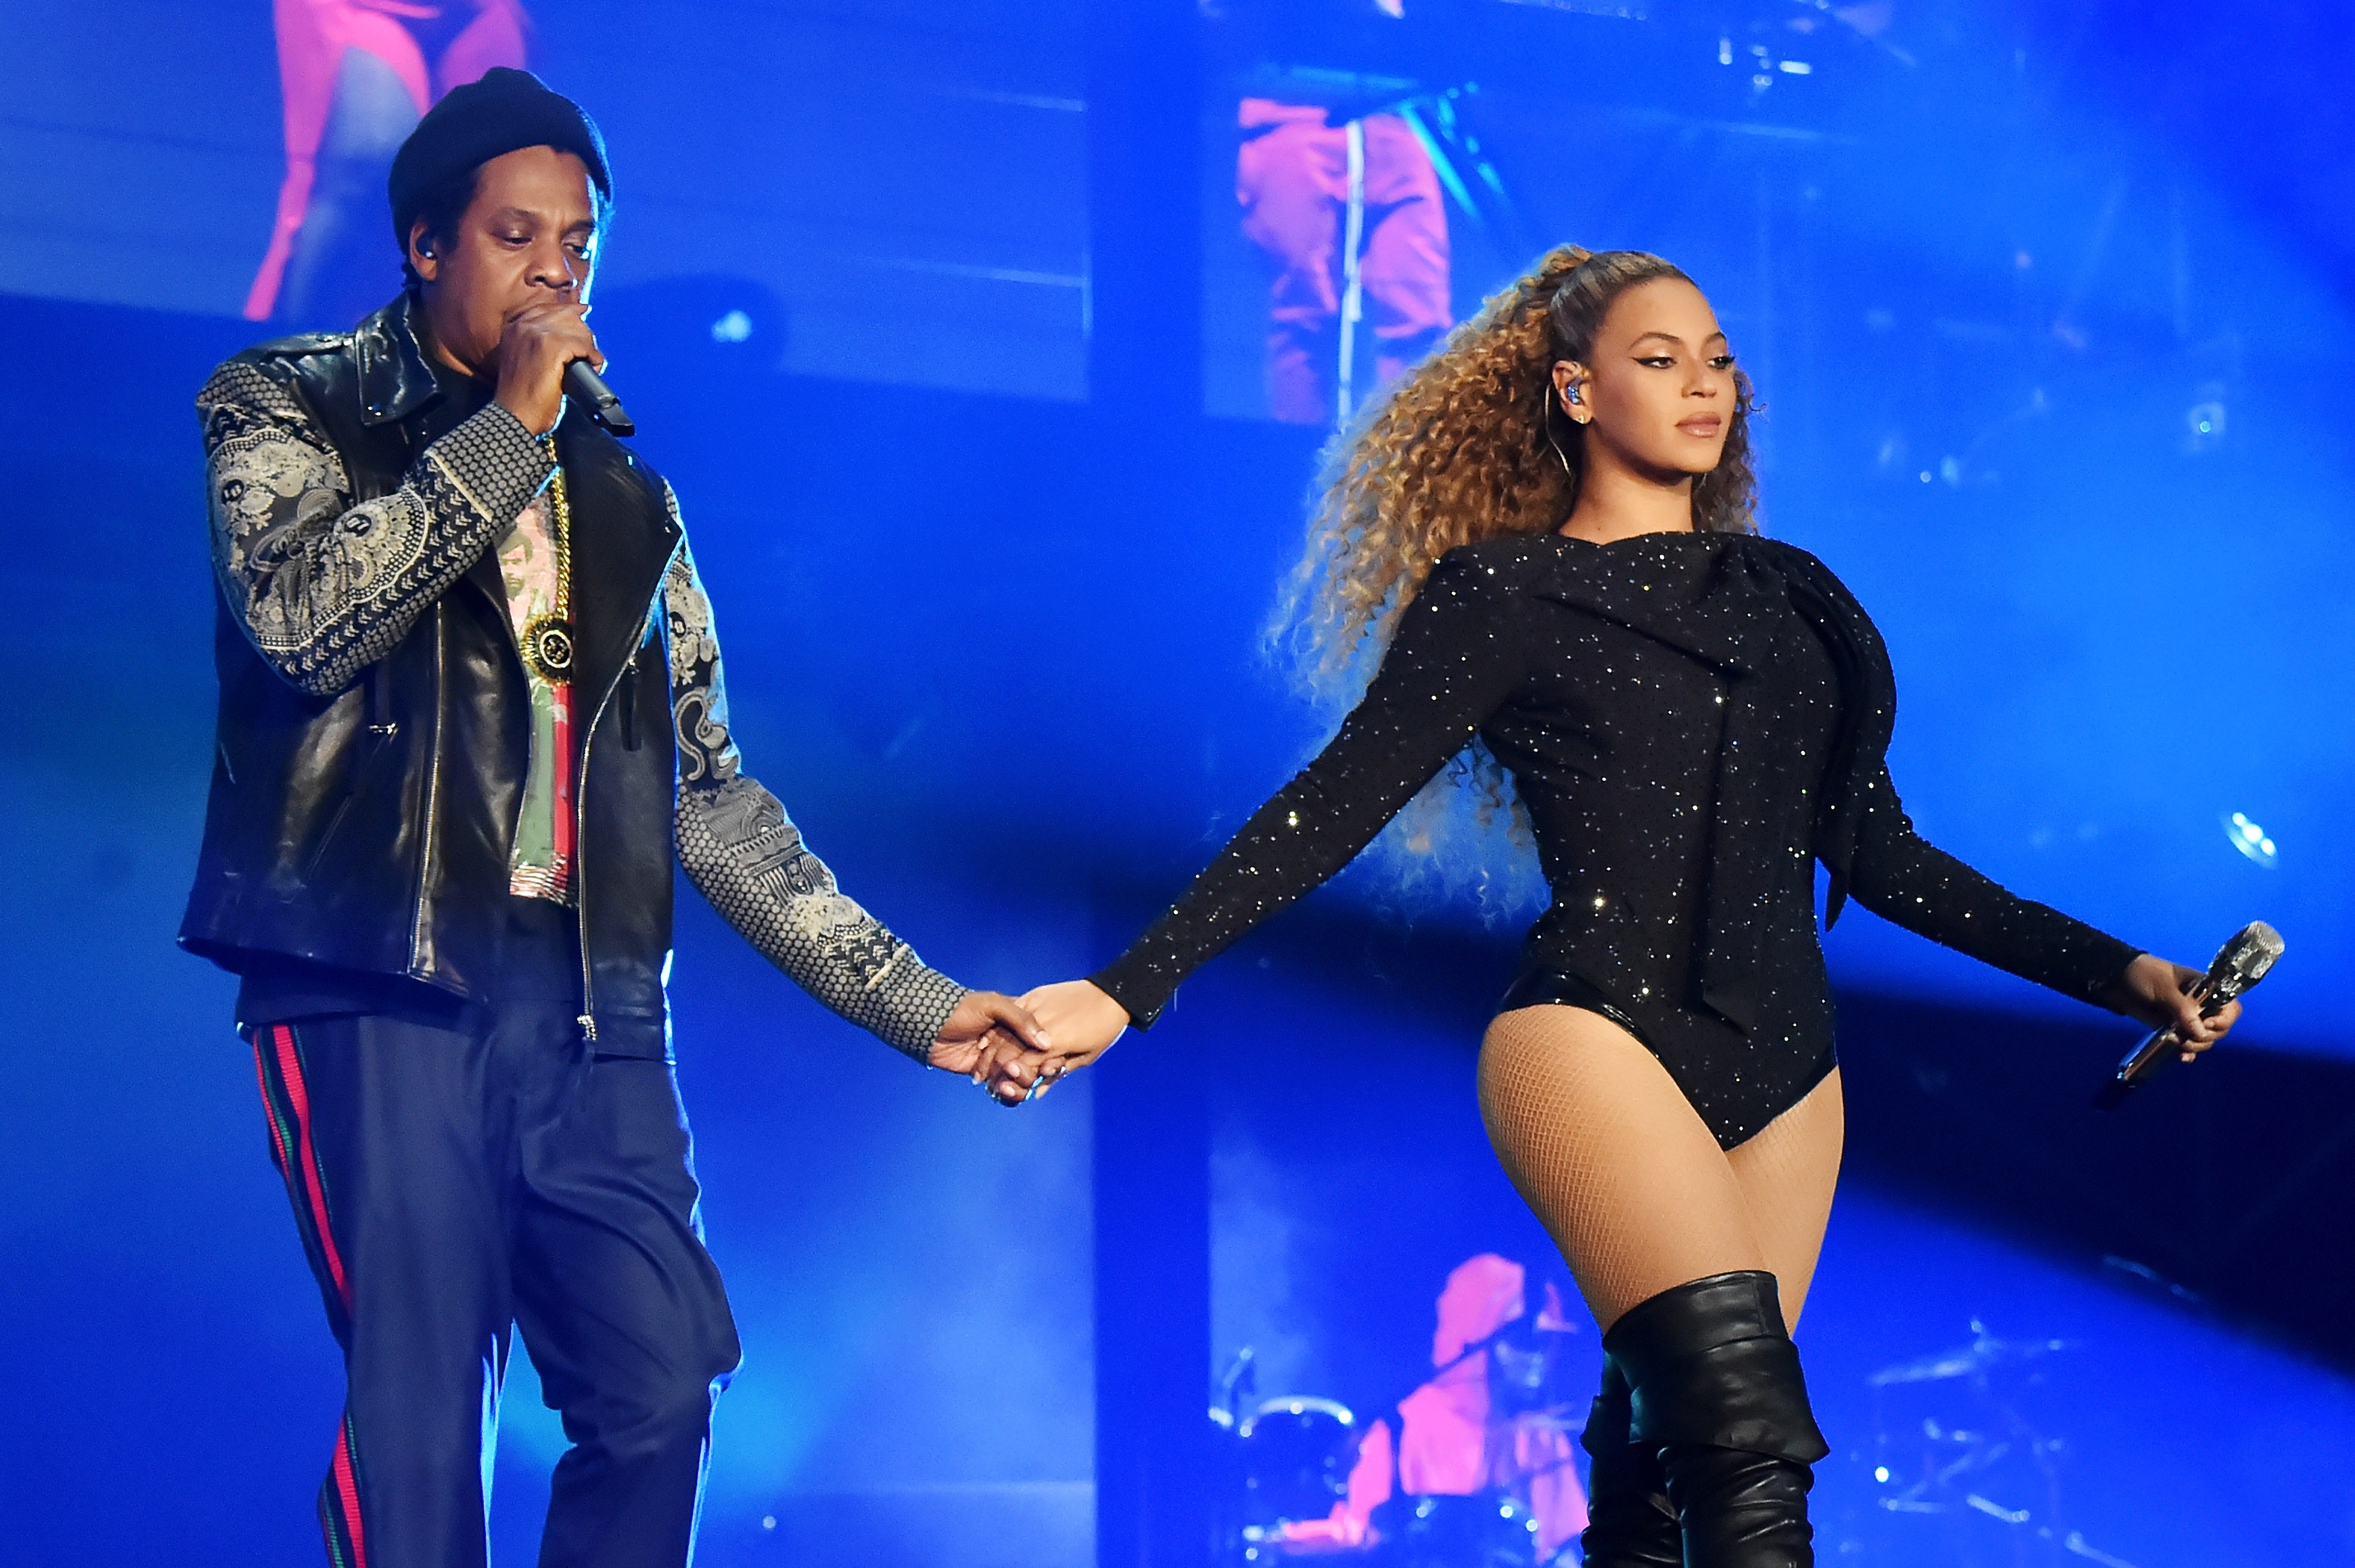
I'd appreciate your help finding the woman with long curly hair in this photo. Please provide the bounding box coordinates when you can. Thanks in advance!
[1022,247,2236,1565]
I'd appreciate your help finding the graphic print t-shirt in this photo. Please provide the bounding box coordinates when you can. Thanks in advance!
[496,486,573,902]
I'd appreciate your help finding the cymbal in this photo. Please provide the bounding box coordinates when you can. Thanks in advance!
[1868,1327,2069,1386]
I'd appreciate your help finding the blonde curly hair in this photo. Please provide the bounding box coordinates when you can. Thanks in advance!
[1267,246,1763,912]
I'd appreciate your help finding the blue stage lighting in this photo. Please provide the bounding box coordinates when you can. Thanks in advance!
[2224,812,2278,868]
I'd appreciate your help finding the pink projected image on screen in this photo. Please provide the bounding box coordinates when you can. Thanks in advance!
[247,0,532,328]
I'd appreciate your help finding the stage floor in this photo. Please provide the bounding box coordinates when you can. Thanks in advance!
[474,1179,2355,1567]
[1795,1184,2355,1568]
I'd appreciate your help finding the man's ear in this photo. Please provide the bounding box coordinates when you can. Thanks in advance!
[407,218,441,284]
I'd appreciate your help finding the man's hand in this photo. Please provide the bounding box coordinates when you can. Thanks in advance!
[928,990,1059,1106]
[495,299,602,436]
[1019,980,1130,1073]
[2099,952,2242,1062]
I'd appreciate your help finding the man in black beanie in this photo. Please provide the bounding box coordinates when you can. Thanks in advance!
[184,68,1056,1567]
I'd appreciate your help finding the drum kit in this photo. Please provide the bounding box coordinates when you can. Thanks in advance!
[1210,1318,2144,1567]
[1211,1389,1550,1568]
[1218,1392,1363,1542]
[1210,1327,1572,1568]
[1858,1321,2142,1568]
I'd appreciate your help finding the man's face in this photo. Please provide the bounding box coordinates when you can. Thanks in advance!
[409,144,601,379]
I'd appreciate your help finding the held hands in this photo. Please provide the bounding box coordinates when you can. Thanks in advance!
[2099,952,2242,1063]
[495,300,602,436]
[927,990,1063,1107]
[926,982,1129,1109]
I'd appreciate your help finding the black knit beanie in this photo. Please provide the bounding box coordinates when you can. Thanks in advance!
[387,67,612,249]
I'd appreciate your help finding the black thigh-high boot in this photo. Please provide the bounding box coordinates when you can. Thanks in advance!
[1578,1356,1683,1566]
[1604,1271,1828,1568]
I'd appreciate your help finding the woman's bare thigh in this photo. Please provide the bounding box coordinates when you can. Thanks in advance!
[1724,1067,1844,1329]
[1478,1005,1767,1332]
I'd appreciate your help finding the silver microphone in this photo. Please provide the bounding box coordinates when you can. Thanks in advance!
[2093,921,2283,1110]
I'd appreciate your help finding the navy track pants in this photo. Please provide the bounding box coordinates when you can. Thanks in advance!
[248,1004,742,1567]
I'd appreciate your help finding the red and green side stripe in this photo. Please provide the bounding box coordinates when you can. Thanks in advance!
[320,1412,368,1568]
[250,1023,368,1567]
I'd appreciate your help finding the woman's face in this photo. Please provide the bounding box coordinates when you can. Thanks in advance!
[1553,276,1735,481]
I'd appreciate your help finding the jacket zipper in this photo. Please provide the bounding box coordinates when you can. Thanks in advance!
[406,602,446,973]
[572,598,661,1043]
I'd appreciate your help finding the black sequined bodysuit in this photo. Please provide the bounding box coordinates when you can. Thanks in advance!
[1091,532,2139,1147]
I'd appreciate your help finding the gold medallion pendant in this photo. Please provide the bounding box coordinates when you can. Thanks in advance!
[521,613,575,685]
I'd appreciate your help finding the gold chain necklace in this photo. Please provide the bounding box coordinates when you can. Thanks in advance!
[519,446,576,685]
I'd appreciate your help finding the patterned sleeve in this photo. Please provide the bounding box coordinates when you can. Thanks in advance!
[659,495,969,1061]
[198,356,553,696]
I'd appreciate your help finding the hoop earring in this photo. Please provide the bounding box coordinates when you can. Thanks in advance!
[1542,391,1574,475]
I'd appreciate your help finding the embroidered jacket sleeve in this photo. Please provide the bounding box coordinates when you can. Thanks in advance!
[659,503,968,1060]
[198,355,553,697]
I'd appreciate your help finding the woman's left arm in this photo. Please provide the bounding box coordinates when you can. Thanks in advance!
[1842,764,2239,1052]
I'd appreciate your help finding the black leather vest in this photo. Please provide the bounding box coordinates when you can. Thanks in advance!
[181,296,684,1055]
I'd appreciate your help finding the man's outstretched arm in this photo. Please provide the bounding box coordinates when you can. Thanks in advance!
[658,506,1050,1089]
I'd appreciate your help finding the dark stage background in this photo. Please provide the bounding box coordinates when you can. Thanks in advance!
[3,2,2353,1565]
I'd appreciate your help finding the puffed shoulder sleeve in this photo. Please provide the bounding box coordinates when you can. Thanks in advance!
[1792,541,2142,1007]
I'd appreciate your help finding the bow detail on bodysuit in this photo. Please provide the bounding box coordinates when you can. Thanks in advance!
[1527,536,1897,1033]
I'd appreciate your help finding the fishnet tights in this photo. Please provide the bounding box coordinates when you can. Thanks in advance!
[1478,1005,1845,1333]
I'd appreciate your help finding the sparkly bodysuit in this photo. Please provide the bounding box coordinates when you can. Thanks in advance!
[1091,531,2139,1147]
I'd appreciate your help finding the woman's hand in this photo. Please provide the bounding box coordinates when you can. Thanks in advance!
[2099,953,2241,1062]
[1020,980,1132,1074]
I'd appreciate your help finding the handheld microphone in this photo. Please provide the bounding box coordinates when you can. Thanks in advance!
[2093,921,2282,1110]
[565,358,635,437]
